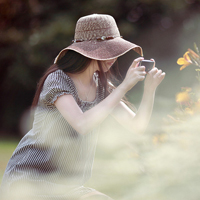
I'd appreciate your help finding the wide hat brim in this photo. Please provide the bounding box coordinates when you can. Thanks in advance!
[54,37,143,63]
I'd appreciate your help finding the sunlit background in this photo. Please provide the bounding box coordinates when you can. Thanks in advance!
[1,0,200,199]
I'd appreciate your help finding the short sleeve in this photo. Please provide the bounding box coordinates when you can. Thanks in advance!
[40,70,73,105]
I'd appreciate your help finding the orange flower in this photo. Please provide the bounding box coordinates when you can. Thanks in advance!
[153,134,167,145]
[176,91,190,103]
[177,51,192,70]
[194,99,200,112]
[185,107,194,115]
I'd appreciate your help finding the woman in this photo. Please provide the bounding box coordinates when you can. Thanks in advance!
[0,14,165,200]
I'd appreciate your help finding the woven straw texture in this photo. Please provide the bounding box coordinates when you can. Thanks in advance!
[54,14,143,62]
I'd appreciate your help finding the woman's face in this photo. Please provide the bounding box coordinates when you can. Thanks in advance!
[101,58,117,72]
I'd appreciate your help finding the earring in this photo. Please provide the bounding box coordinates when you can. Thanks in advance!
[93,72,99,87]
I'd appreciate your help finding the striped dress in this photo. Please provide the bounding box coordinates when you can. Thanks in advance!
[0,69,105,200]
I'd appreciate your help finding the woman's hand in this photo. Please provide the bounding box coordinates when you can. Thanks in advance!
[121,57,146,92]
[144,59,165,92]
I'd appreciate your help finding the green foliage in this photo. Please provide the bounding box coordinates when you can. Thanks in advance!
[0,140,18,183]
[86,114,200,200]
[0,0,200,136]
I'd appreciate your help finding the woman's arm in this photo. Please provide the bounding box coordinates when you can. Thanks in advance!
[55,57,145,135]
[110,91,155,134]
[111,64,165,134]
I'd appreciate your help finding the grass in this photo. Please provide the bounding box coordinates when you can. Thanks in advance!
[0,139,18,184]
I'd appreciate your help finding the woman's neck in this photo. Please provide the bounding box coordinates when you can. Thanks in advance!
[66,61,99,102]
[67,60,98,86]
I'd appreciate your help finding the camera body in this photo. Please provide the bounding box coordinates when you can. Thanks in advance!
[139,59,154,73]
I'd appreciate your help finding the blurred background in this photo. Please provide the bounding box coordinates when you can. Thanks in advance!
[1,0,200,199]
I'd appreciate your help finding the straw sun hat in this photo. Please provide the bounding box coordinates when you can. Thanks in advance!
[54,14,143,63]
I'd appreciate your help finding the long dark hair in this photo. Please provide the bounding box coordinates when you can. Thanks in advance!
[32,50,116,108]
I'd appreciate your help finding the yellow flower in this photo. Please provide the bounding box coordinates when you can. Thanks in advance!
[185,107,194,115]
[176,91,190,103]
[177,51,192,70]
[194,99,200,112]
[153,134,167,145]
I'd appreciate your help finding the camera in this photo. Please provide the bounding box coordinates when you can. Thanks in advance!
[139,60,154,73]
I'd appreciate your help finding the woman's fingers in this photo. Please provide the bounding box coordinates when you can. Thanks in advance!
[159,72,166,79]
[149,67,158,75]
[131,57,144,68]
[154,69,162,78]
[139,76,145,81]
[150,58,156,68]
[139,71,146,77]
[138,70,146,81]
[137,66,146,71]
[154,70,166,80]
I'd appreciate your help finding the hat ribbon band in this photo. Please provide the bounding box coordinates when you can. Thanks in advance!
[72,36,123,43]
